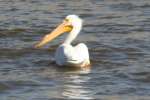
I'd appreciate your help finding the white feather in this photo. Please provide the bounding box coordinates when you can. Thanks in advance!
[55,15,90,67]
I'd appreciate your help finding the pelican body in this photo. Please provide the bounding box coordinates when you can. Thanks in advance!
[35,15,90,67]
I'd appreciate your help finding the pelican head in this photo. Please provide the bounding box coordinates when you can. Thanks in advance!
[66,15,82,28]
[35,15,83,48]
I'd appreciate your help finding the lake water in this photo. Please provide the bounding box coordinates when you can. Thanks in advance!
[0,0,150,100]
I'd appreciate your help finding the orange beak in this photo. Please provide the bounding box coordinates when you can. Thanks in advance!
[35,20,73,48]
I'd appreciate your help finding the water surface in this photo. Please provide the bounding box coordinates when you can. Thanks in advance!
[0,0,150,99]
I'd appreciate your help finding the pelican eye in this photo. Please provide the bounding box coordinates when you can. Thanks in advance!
[64,19,69,22]
[64,18,73,32]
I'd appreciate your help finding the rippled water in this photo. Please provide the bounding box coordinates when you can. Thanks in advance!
[0,0,150,100]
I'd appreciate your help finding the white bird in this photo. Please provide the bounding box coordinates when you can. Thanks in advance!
[35,15,90,68]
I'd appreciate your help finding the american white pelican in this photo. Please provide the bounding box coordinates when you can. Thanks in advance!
[35,15,90,68]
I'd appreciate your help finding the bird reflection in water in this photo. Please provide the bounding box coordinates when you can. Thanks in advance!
[61,67,93,99]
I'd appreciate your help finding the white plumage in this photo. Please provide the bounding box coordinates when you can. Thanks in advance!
[35,15,90,67]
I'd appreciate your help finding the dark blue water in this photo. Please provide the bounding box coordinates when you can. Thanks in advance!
[0,0,150,99]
